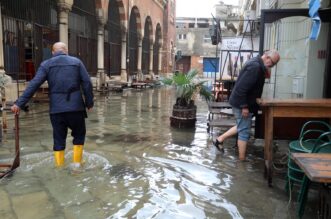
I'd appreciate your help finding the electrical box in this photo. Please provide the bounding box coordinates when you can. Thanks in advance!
[292,77,304,95]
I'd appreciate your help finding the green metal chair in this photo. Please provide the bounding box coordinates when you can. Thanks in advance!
[296,136,331,218]
[289,121,331,153]
[286,121,331,193]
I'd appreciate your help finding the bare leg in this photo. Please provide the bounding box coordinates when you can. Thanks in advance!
[216,125,237,142]
[237,139,247,160]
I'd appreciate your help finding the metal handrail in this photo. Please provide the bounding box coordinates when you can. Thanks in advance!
[0,109,20,179]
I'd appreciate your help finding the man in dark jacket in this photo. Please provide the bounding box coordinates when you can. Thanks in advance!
[11,42,94,167]
[214,50,280,160]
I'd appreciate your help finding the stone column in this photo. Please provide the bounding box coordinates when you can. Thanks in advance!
[158,50,162,74]
[97,23,105,91]
[149,43,154,79]
[57,1,73,45]
[137,37,142,80]
[121,34,128,82]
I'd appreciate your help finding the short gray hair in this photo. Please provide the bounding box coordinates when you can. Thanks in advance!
[265,50,280,62]
[52,42,68,54]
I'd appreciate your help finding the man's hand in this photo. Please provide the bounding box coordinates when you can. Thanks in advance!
[11,104,20,115]
[241,107,249,118]
[87,107,93,113]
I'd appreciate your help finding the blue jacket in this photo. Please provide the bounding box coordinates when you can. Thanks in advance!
[229,56,267,114]
[16,52,94,114]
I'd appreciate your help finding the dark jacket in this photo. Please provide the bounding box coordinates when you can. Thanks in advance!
[16,52,94,114]
[229,56,267,114]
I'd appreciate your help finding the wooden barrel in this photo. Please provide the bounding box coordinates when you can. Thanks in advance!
[170,105,197,128]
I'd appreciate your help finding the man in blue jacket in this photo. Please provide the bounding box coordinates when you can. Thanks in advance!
[214,50,280,160]
[11,42,94,167]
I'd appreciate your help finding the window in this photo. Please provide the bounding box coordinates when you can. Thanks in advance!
[203,34,211,43]
[177,34,187,40]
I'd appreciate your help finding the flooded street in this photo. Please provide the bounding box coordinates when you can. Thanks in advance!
[0,87,315,218]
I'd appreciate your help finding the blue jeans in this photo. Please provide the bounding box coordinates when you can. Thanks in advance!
[232,107,253,141]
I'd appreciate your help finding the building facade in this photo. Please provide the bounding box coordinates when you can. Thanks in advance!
[175,1,250,81]
[0,0,176,93]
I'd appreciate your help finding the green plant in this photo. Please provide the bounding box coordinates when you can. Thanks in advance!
[163,69,213,107]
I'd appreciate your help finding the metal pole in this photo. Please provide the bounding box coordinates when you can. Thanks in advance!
[13,113,20,168]
[214,37,218,83]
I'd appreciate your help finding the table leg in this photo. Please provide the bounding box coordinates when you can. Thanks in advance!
[264,108,274,187]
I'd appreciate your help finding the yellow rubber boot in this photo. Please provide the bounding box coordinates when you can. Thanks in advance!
[73,145,83,164]
[54,150,65,167]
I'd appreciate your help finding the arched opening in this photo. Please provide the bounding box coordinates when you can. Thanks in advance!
[127,7,140,78]
[1,0,58,80]
[153,24,162,75]
[141,17,152,75]
[105,0,122,76]
[69,0,98,75]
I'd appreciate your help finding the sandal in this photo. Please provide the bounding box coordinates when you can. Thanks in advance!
[213,139,224,153]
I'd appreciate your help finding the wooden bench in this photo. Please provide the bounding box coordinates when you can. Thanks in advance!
[207,101,232,121]
[207,118,236,133]
[220,108,234,116]
[131,82,147,89]
[207,116,256,133]
[108,84,124,92]
[105,81,128,92]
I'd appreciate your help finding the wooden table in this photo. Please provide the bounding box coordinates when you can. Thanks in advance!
[292,153,331,218]
[257,98,331,186]
[292,153,331,183]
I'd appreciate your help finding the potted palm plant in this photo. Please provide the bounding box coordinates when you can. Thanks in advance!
[163,69,212,128]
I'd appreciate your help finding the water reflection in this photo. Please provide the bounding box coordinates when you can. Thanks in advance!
[0,87,299,218]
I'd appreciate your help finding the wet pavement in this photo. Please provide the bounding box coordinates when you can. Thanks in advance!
[0,87,318,218]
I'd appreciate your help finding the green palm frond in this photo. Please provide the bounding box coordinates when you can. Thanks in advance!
[162,77,173,85]
[162,68,212,106]
[199,85,213,101]
[186,69,198,81]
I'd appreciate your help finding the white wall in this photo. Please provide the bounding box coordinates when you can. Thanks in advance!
[262,12,329,99]
[306,23,329,98]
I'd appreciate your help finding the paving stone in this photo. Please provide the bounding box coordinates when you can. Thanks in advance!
[0,189,11,211]
[11,191,54,219]
[64,201,106,219]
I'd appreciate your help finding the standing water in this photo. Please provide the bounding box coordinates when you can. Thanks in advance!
[0,87,316,218]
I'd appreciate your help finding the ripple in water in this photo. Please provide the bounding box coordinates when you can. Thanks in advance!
[15,151,112,173]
